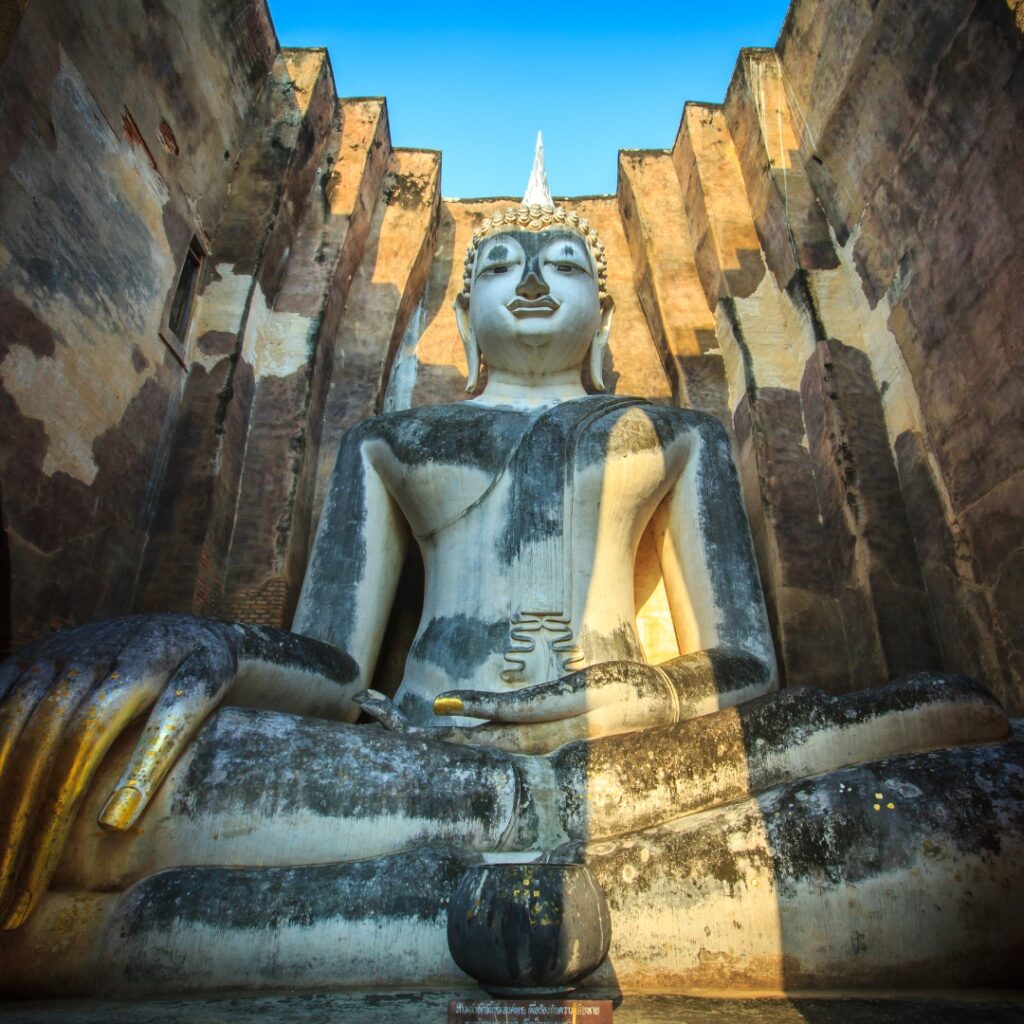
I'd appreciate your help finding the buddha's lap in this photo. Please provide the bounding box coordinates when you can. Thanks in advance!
[52,675,1011,895]
[11,736,1022,998]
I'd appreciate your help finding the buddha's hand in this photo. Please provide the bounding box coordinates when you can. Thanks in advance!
[357,661,688,755]
[420,648,775,755]
[0,613,357,929]
[426,662,677,754]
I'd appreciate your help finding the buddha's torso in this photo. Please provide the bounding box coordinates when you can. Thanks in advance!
[363,397,692,724]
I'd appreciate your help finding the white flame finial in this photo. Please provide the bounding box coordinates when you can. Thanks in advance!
[522,131,553,207]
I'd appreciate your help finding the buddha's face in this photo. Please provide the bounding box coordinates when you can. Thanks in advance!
[464,229,605,378]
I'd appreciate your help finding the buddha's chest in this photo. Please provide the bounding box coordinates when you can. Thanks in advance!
[378,408,676,544]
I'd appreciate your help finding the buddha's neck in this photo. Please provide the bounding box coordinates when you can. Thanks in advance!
[473,367,587,409]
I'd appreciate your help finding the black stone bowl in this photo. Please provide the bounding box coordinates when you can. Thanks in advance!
[446,862,611,996]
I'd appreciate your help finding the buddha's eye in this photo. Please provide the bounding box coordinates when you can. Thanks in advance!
[487,265,510,275]
[554,263,577,273]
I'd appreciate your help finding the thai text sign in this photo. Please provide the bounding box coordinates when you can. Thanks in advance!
[448,999,612,1024]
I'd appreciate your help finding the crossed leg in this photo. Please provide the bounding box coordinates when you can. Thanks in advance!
[2,673,1018,996]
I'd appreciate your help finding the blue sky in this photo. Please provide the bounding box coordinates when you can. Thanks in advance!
[267,1,793,198]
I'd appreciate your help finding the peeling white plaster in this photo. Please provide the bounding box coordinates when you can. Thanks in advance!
[715,265,816,410]
[256,308,316,381]
[190,265,254,372]
[807,224,925,442]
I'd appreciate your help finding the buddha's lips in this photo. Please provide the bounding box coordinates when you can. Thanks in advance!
[507,297,559,317]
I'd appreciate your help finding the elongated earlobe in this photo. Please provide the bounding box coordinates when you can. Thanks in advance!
[464,334,481,393]
[454,295,481,393]
[589,300,614,393]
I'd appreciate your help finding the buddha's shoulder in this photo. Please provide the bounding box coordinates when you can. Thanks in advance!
[347,402,530,470]
[639,404,730,441]
[581,399,730,453]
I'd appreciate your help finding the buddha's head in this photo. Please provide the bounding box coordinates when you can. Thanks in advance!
[454,143,614,393]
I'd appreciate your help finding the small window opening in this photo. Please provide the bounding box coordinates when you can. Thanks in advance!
[168,238,204,341]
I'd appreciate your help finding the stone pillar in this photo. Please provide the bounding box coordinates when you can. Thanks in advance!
[721,48,940,688]
[393,199,501,410]
[617,150,728,424]
[800,339,939,685]
[778,0,1022,708]
[315,146,442,514]
[222,99,392,627]
[569,196,674,404]
[722,49,839,293]
[673,102,852,691]
[136,50,335,617]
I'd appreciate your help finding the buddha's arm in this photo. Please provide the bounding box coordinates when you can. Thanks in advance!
[290,422,409,692]
[0,422,407,928]
[111,421,411,798]
[649,412,778,710]
[106,417,410,809]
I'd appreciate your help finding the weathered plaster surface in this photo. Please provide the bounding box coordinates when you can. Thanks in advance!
[777,0,1024,707]
[0,0,276,648]
[0,59,170,483]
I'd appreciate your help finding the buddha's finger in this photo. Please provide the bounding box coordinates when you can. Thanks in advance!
[0,658,106,904]
[433,674,590,723]
[97,642,236,832]
[0,630,74,702]
[0,620,132,781]
[464,699,660,755]
[0,655,24,702]
[0,672,168,930]
[0,662,60,783]
[353,689,412,732]
[463,715,594,754]
[94,623,236,826]
[435,662,667,724]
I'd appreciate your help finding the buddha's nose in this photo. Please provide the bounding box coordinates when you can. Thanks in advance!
[516,260,550,299]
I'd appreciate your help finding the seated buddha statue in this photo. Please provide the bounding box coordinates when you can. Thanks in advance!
[0,159,1021,997]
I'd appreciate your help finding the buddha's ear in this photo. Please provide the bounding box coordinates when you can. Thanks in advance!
[454,293,481,393]
[589,296,614,393]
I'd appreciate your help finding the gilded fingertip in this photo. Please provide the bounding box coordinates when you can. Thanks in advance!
[1,889,32,931]
[98,786,143,831]
[433,696,464,716]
